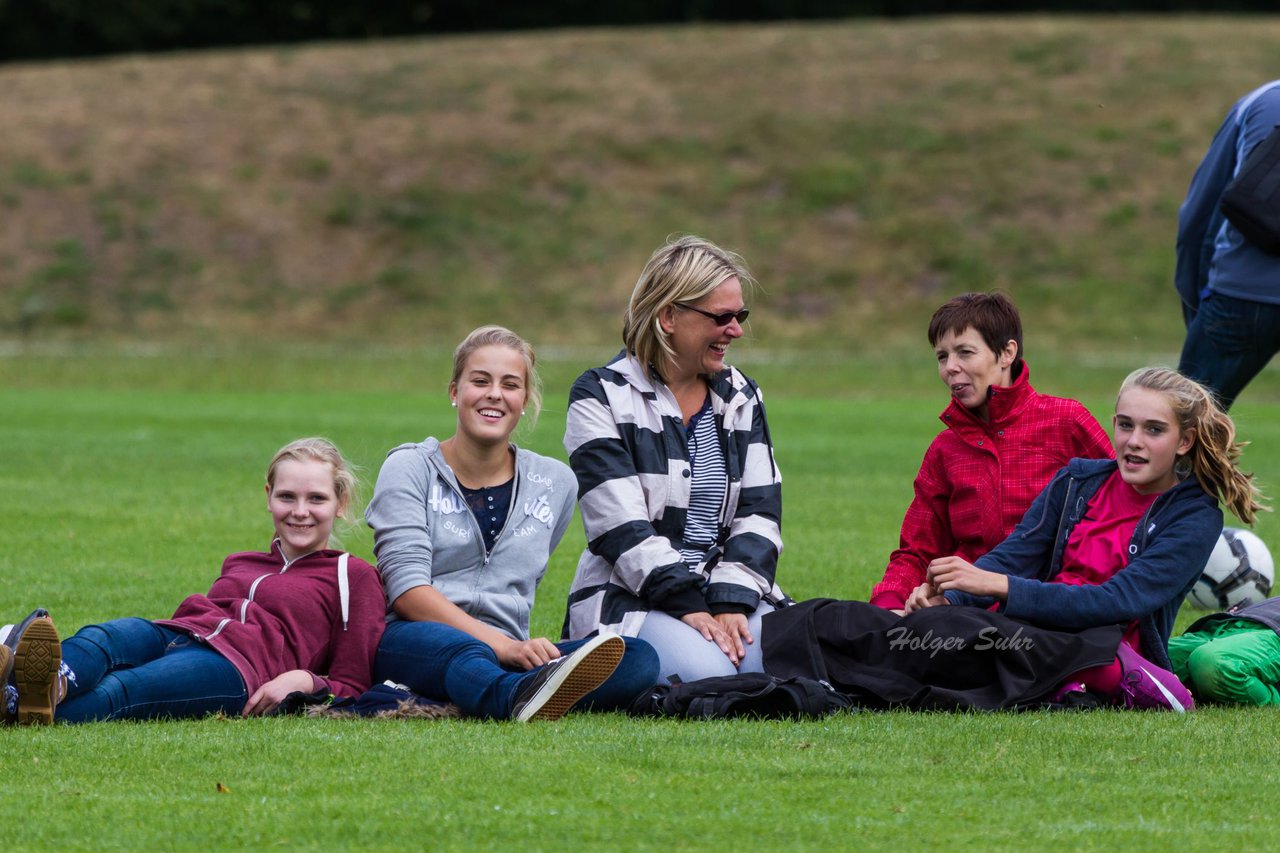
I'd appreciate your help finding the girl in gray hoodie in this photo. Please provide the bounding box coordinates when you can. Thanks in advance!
[366,326,657,721]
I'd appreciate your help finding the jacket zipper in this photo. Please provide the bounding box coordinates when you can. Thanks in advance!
[204,542,308,640]
[1040,468,1184,580]
[435,455,523,614]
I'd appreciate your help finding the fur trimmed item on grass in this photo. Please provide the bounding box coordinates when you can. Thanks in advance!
[305,697,462,720]
[278,681,463,719]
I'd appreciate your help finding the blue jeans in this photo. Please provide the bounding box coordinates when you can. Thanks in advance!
[1179,291,1280,410]
[373,621,658,719]
[57,618,247,723]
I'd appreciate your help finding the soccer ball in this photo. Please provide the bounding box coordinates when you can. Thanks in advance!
[1189,527,1274,611]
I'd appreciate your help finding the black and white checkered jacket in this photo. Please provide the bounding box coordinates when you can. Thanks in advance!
[562,350,787,640]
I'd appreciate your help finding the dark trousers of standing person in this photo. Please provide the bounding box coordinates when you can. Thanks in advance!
[1179,291,1280,410]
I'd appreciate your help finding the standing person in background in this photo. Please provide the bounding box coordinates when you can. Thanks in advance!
[367,326,657,721]
[869,292,1113,612]
[1176,79,1280,410]
[563,235,787,683]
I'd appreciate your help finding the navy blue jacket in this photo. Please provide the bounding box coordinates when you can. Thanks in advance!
[946,458,1223,669]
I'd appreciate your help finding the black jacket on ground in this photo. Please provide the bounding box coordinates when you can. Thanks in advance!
[762,598,1122,711]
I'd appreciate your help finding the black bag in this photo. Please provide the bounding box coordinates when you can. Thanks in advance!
[1220,123,1280,255]
[628,672,851,720]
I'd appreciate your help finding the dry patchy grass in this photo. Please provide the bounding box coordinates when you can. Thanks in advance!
[2,16,1279,351]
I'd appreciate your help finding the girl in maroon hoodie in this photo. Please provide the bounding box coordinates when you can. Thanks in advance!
[3,438,385,725]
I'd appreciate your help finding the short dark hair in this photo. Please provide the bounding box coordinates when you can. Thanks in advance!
[927,292,1023,373]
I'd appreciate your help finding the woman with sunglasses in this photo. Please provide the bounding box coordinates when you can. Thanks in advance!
[561,235,787,683]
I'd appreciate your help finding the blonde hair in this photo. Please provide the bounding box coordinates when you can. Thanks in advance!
[449,325,542,427]
[622,235,753,379]
[1119,367,1267,524]
[266,437,359,513]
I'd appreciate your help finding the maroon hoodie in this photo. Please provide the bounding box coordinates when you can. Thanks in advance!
[157,542,385,699]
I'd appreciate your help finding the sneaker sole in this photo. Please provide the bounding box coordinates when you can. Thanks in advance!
[517,635,624,722]
[13,618,60,725]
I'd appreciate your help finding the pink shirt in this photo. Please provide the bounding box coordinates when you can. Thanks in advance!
[1054,471,1158,588]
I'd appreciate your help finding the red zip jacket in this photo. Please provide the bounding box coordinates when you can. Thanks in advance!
[869,364,1113,610]
[157,542,385,699]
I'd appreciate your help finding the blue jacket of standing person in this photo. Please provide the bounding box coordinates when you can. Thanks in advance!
[1175,79,1280,314]
[946,458,1223,669]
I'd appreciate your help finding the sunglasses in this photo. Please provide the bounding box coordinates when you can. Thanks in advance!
[676,304,750,326]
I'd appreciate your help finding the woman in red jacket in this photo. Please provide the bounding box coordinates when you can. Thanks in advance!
[2,438,385,725]
[870,292,1113,612]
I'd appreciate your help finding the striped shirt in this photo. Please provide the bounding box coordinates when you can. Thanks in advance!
[680,395,727,569]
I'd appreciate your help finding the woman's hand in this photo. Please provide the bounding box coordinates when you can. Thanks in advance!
[681,611,739,666]
[714,612,753,664]
[927,557,1010,601]
[394,585,560,671]
[496,636,563,671]
[243,670,316,716]
[904,583,947,613]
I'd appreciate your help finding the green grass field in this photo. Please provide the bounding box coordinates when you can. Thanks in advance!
[6,11,1280,850]
[3,348,1280,849]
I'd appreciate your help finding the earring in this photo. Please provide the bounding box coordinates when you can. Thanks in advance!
[521,410,526,416]
[1174,454,1192,480]
[451,401,457,408]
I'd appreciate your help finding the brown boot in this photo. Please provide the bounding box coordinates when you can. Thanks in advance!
[13,616,61,725]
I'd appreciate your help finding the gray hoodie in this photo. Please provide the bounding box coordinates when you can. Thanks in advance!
[365,437,577,641]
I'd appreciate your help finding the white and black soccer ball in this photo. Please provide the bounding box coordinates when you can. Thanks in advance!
[1189,527,1274,611]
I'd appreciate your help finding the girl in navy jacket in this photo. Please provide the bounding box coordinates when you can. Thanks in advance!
[919,367,1265,709]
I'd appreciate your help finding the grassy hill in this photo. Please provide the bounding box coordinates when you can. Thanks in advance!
[2,15,1279,357]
